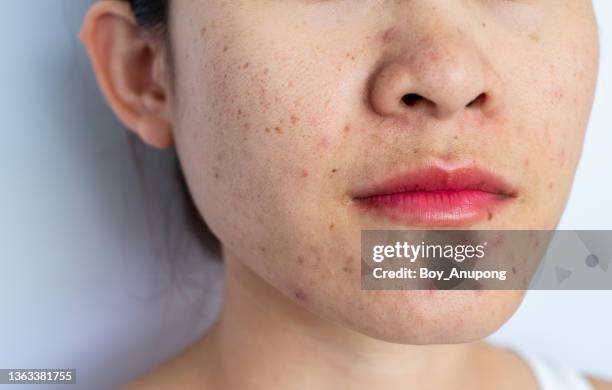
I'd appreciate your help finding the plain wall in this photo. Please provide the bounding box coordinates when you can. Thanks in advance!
[0,1,610,389]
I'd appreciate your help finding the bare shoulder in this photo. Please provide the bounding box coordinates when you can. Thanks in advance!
[468,341,540,390]
[588,377,612,390]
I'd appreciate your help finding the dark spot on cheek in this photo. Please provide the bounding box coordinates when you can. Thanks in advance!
[275,126,283,134]
[295,289,308,302]
[331,168,338,174]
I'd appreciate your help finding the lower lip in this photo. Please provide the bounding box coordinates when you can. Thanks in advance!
[353,189,510,226]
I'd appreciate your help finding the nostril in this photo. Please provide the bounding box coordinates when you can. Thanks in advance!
[401,93,424,107]
[467,93,487,108]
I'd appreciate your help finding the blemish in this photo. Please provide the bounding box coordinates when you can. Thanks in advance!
[290,115,300,125]
[294,289,308,301]
[381,27,397,43]
[343,125,351,132]
[223,45,228,52]
[200,27,207,37]
[413,148,420,154]
[329,223,335,230]
[301,169,309,178]
[297,256,305,265]
[263,68,269,75]
[343,266,354,274]
[264,127,271,133]
[528,32,541,43]
[241,62,250,69]
[331,168,338,174]
[274,126,283,134]
[548,181,554,189]
[487,211,493,221]
[512,266,517,275]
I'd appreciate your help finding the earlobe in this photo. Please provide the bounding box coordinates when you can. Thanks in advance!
[79,0,174,149]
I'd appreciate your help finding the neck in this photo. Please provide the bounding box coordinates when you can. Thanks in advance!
[196,248,479,390]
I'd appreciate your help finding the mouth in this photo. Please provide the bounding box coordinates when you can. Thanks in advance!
[350,162,518,227]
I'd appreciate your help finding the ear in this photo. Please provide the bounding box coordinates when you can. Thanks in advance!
[79,0,173,148]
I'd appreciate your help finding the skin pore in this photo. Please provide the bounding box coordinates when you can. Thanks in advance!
[80,0,610,389]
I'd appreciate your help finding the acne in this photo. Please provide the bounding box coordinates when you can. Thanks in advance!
[300,169,309,178]
[381,27,398,44]
[294,289,308,302]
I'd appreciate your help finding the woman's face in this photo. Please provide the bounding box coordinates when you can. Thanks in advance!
[170,0,598,343]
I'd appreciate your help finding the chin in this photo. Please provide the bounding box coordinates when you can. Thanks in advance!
[333,289,525,345]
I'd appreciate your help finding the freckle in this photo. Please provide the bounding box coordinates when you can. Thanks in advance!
[275,126,283,134]
[329,223,334,230]
[259,246,266,253]
[301,169,309,178]
[344,125,351,132]
[295,289,307,301]
[343,266,354,274]
[263,68,269,75]
[241,62,250,69]
[223,45,228,52]
[528,32,540,43]
[331,168,338,174]
[265,127,271,133]
[413,148,420,154]
[214,172,220,179]
[482,22,486,28]
[453,135,459,140]
[290,115,300,125]
[200,27,207,36]
[297,256,305,265]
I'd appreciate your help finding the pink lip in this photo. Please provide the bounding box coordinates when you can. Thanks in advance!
[351,163,517,226]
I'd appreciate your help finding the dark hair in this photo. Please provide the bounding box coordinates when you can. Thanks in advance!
[128,0,168,33]
[125,0,222,259]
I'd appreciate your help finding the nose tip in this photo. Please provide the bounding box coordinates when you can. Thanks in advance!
[369,40,497,121]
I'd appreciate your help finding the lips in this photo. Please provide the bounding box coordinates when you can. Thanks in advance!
[351,163,517,226]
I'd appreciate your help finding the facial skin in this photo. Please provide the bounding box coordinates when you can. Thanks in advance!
[166,0,598,344]
[81,0,599,378]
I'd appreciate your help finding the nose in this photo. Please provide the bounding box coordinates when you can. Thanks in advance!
[369,25,501,121]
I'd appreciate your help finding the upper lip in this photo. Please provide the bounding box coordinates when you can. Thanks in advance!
[351,162,518,200]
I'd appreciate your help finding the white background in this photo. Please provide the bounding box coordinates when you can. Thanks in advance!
[0,1,610,389]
